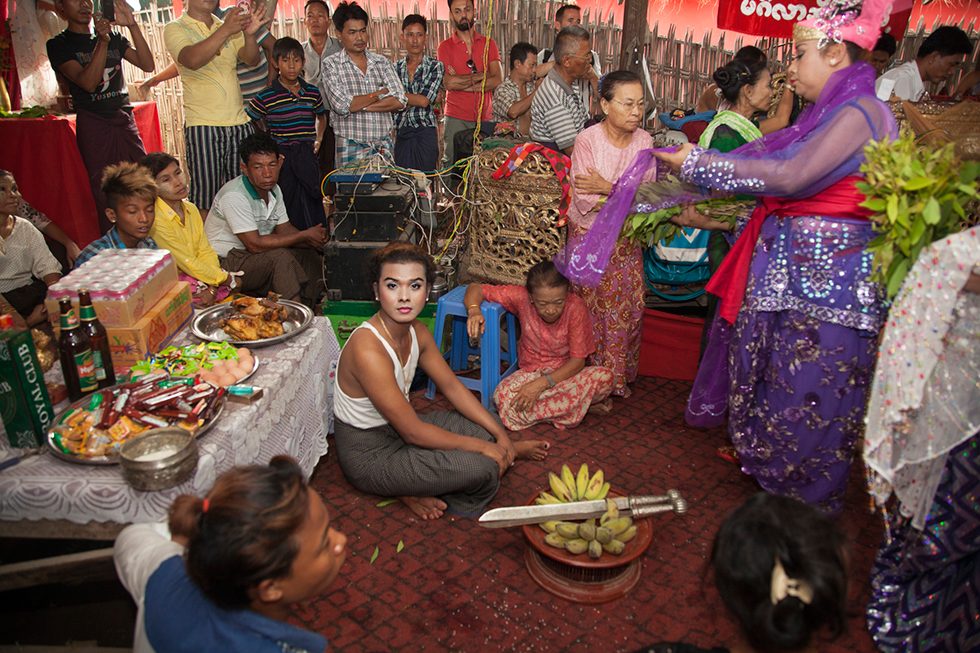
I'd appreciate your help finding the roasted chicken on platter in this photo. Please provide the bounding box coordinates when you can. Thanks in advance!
[220,293,288,340]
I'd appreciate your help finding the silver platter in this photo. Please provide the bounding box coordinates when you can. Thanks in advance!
[190,299,313,348]
[46,387,226,466]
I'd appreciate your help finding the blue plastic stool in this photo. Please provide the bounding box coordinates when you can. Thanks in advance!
[425,285,519,409]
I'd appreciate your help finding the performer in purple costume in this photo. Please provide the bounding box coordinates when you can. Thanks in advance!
[559,0,897,513]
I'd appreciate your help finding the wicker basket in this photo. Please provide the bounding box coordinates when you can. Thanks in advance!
[465,148,567,286]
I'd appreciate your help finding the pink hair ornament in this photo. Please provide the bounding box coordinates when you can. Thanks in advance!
[793,0,914,51]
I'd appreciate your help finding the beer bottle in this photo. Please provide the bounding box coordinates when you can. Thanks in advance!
[78,290,115,388]
[58,298,98,401]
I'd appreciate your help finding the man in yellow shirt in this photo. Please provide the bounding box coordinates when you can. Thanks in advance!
[141,152,230,306]
[163,0,267,213]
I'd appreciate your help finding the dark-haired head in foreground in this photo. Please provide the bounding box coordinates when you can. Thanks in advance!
[712,493,847,652]
[169,455,347,612]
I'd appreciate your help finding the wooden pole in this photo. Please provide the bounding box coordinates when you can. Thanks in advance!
[618,0,646,73]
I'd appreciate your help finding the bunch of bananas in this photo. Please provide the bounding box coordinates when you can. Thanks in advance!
[540,498,637,559]
[536,463,609,504]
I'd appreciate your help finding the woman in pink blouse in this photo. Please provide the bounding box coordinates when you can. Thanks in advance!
[464,261,613,430]
[565,70,654,398]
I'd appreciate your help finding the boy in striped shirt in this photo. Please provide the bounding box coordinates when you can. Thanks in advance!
[247,37,327,230]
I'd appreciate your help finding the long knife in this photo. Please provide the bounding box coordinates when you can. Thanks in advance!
[478,490,687,528]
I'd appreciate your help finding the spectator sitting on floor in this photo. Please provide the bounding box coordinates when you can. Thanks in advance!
[247,37,327,231]
[141,152,230,307]
[437,0,503,167]
[332,242,550,521]
[492,41,539,139]
[0,170,62,327]
[46,0,154,233]
[868,33,897,77]
[14,197,82,269]
[636,493,848,653]
[875,25,974,101]
[322,1,406,167]
[464,261,613,431]
[393,14,445,172]
[529,25,593,155]
[113,455,347,653]
[75,162,158,269]
[204,132,327,306]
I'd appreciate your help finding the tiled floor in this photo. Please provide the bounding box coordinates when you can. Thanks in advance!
[304,376,883,652]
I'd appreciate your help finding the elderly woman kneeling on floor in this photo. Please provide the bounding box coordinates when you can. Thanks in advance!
[464,261,614,430]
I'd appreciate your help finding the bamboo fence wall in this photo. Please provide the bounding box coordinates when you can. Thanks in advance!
[123,0,978,164]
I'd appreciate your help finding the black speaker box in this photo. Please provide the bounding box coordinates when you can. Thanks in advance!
[332,210,408,242]
[334,183,414,213]
[323,224,419,300]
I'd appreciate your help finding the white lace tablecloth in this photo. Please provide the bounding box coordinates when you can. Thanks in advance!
[0,317,340,531]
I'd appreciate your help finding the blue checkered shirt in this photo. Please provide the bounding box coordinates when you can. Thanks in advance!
[75,227,158,269]
[394,55,444,130]
[322,49,406,143]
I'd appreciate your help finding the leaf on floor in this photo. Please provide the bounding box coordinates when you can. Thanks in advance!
[376,499,398,508]
[370,546,379,564]
[396,540,405,553]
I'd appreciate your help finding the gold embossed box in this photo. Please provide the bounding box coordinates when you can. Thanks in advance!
[465,147,567,286]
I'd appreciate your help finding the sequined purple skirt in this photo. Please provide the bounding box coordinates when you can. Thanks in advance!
[867,436,980,651]
[688,215,883,512]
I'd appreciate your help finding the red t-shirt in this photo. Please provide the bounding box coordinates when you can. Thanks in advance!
[437,32,499,122]
[481,285,594,372]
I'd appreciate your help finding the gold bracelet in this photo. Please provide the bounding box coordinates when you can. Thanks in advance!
[467,304,480,312]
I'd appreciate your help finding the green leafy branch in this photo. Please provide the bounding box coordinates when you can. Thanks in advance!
[858,133,979,299]
[621,175,755,245]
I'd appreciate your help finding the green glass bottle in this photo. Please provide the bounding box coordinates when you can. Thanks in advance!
[78,290,116,388]
[58,298,98,401]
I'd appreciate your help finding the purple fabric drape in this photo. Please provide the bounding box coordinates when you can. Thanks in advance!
[555,63,893,287]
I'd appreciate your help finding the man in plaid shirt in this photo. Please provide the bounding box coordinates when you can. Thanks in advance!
[393,15,445,172]
[322,1,406,167]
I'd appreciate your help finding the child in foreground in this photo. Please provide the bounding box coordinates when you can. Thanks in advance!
[75,162,158,268]
[464,260,613,430]
[113,455,347,653]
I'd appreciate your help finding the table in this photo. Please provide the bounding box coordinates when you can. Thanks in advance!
[0,317,340,540]
[0,102,163,248]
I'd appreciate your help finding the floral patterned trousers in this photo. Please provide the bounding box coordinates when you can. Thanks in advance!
[494,367,614,431]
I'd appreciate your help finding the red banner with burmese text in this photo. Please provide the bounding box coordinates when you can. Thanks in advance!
[717,0,912,40]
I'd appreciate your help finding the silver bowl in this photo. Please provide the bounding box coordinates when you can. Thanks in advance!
[119,428,199,491]
[190,300,314,347]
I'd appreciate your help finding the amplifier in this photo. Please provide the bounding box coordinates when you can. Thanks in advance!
[331,171,386,184]
[334,183,414,213]
[332,210,409,242]
[335,182,380,196]
[323,224,419,301]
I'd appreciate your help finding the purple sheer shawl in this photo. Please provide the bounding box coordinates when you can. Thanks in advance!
[556,62,888,287]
